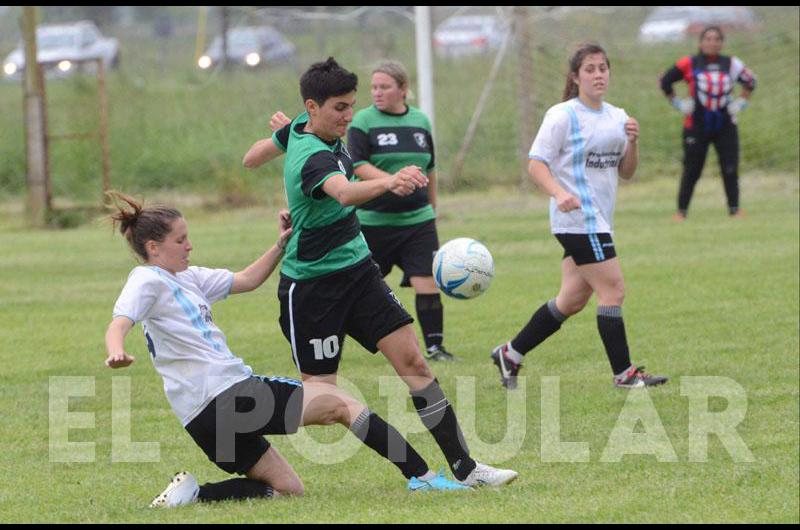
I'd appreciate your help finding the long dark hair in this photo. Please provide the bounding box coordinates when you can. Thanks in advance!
[562,43,610,102]
[106,191,182,262]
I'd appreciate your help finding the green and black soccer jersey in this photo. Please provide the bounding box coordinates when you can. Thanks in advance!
[348,105,436,227]
[272,112,371,281]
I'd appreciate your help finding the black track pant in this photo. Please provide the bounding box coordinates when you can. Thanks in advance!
[678,122,740,214]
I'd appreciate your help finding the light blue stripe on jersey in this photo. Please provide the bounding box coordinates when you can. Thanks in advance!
[566,107,604,261]
[151,267,224,352]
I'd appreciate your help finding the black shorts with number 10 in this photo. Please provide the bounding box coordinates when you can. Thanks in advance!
[277,258,414,376]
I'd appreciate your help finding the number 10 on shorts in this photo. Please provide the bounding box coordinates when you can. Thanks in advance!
[310,336,340,360]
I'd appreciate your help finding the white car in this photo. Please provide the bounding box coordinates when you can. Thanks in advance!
[433,15,508,58]
[638,6,758,44]
[3,20,120,81]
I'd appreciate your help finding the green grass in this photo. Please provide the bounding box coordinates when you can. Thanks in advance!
[0,174,797,522]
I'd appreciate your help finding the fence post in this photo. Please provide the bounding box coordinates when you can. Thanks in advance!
[22,6,51,227]
[514,6,535,189]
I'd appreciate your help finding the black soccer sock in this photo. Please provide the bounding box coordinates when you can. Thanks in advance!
[411,379,476,481]
[510,299,567,355]
[197,478,274,503]
[416,293,444,350]
[350,409,430,480]
[596,306,633,375]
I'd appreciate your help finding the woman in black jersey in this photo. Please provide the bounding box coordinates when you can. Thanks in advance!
[660,26,756,221]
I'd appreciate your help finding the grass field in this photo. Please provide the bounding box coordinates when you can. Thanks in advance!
[0,173,797,522]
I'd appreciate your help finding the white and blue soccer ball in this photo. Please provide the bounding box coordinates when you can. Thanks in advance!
[433,238,494,299]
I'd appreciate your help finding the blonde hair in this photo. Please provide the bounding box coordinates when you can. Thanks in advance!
[372,60,414,101]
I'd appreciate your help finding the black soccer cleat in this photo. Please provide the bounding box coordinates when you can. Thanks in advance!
[613,366,669,388]
[426,345,457,362]
[490,343,522,390]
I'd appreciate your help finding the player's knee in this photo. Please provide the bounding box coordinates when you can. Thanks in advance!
[557,292,589,316]
[598,283,624,307]
[322,396,354,426]
[609,285,625,306]
[333,400,355,425]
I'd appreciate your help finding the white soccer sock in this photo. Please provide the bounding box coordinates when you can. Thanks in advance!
[614,365,634,381]
[505,342,524,364]
[418,470,437,482]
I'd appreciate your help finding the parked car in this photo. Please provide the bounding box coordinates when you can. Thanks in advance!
[433,15,508,58]
[684,6,760,37]
[197,26,296,71]
[638,6,758,44]
[3,20,120,81]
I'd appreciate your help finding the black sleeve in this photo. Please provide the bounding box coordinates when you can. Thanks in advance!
[737,64,757,92]
[427,131,436,172]
[659,65,684,97]
[347,127,372,165]
[300,151,343,199]
[273,123,291,151]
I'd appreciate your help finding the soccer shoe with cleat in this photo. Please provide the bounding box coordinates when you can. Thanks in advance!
[425,345,457,362]
[150,471,200,508]
[408,471,471,492]
[490,343,522,389]
[613,366,669,388]
[457,462,519,488]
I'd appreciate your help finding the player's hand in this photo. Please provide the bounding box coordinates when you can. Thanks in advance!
[277,209,293,249]
[624,117,639,144]
[555,190,581,212]
[727,97,748,117]
[270,111,292,132]
[105,351,135,369]
[387,166,428,196]
[671,97,694,116]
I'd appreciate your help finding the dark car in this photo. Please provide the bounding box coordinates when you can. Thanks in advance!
[197,26,296,70]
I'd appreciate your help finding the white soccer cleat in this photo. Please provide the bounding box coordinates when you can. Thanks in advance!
[150,471,200,508]
[457,462,519,488]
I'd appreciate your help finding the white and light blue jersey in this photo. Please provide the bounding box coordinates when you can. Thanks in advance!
[113,265,252,426]
[529,98,629,235]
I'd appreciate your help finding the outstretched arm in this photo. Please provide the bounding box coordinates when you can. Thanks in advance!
[243,138,284,169]
[242,112,293,169]
[322,167,428,207]
[105,316,135,368]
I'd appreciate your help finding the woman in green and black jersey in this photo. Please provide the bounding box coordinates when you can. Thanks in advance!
[346,61,454,363]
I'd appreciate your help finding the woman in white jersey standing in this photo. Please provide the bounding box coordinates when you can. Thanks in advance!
[490,43,668,390]
[104,192,468,508]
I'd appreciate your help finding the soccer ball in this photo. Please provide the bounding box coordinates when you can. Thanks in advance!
[433,238,494,299]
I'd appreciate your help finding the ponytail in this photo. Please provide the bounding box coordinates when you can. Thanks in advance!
[106,190,182,262]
